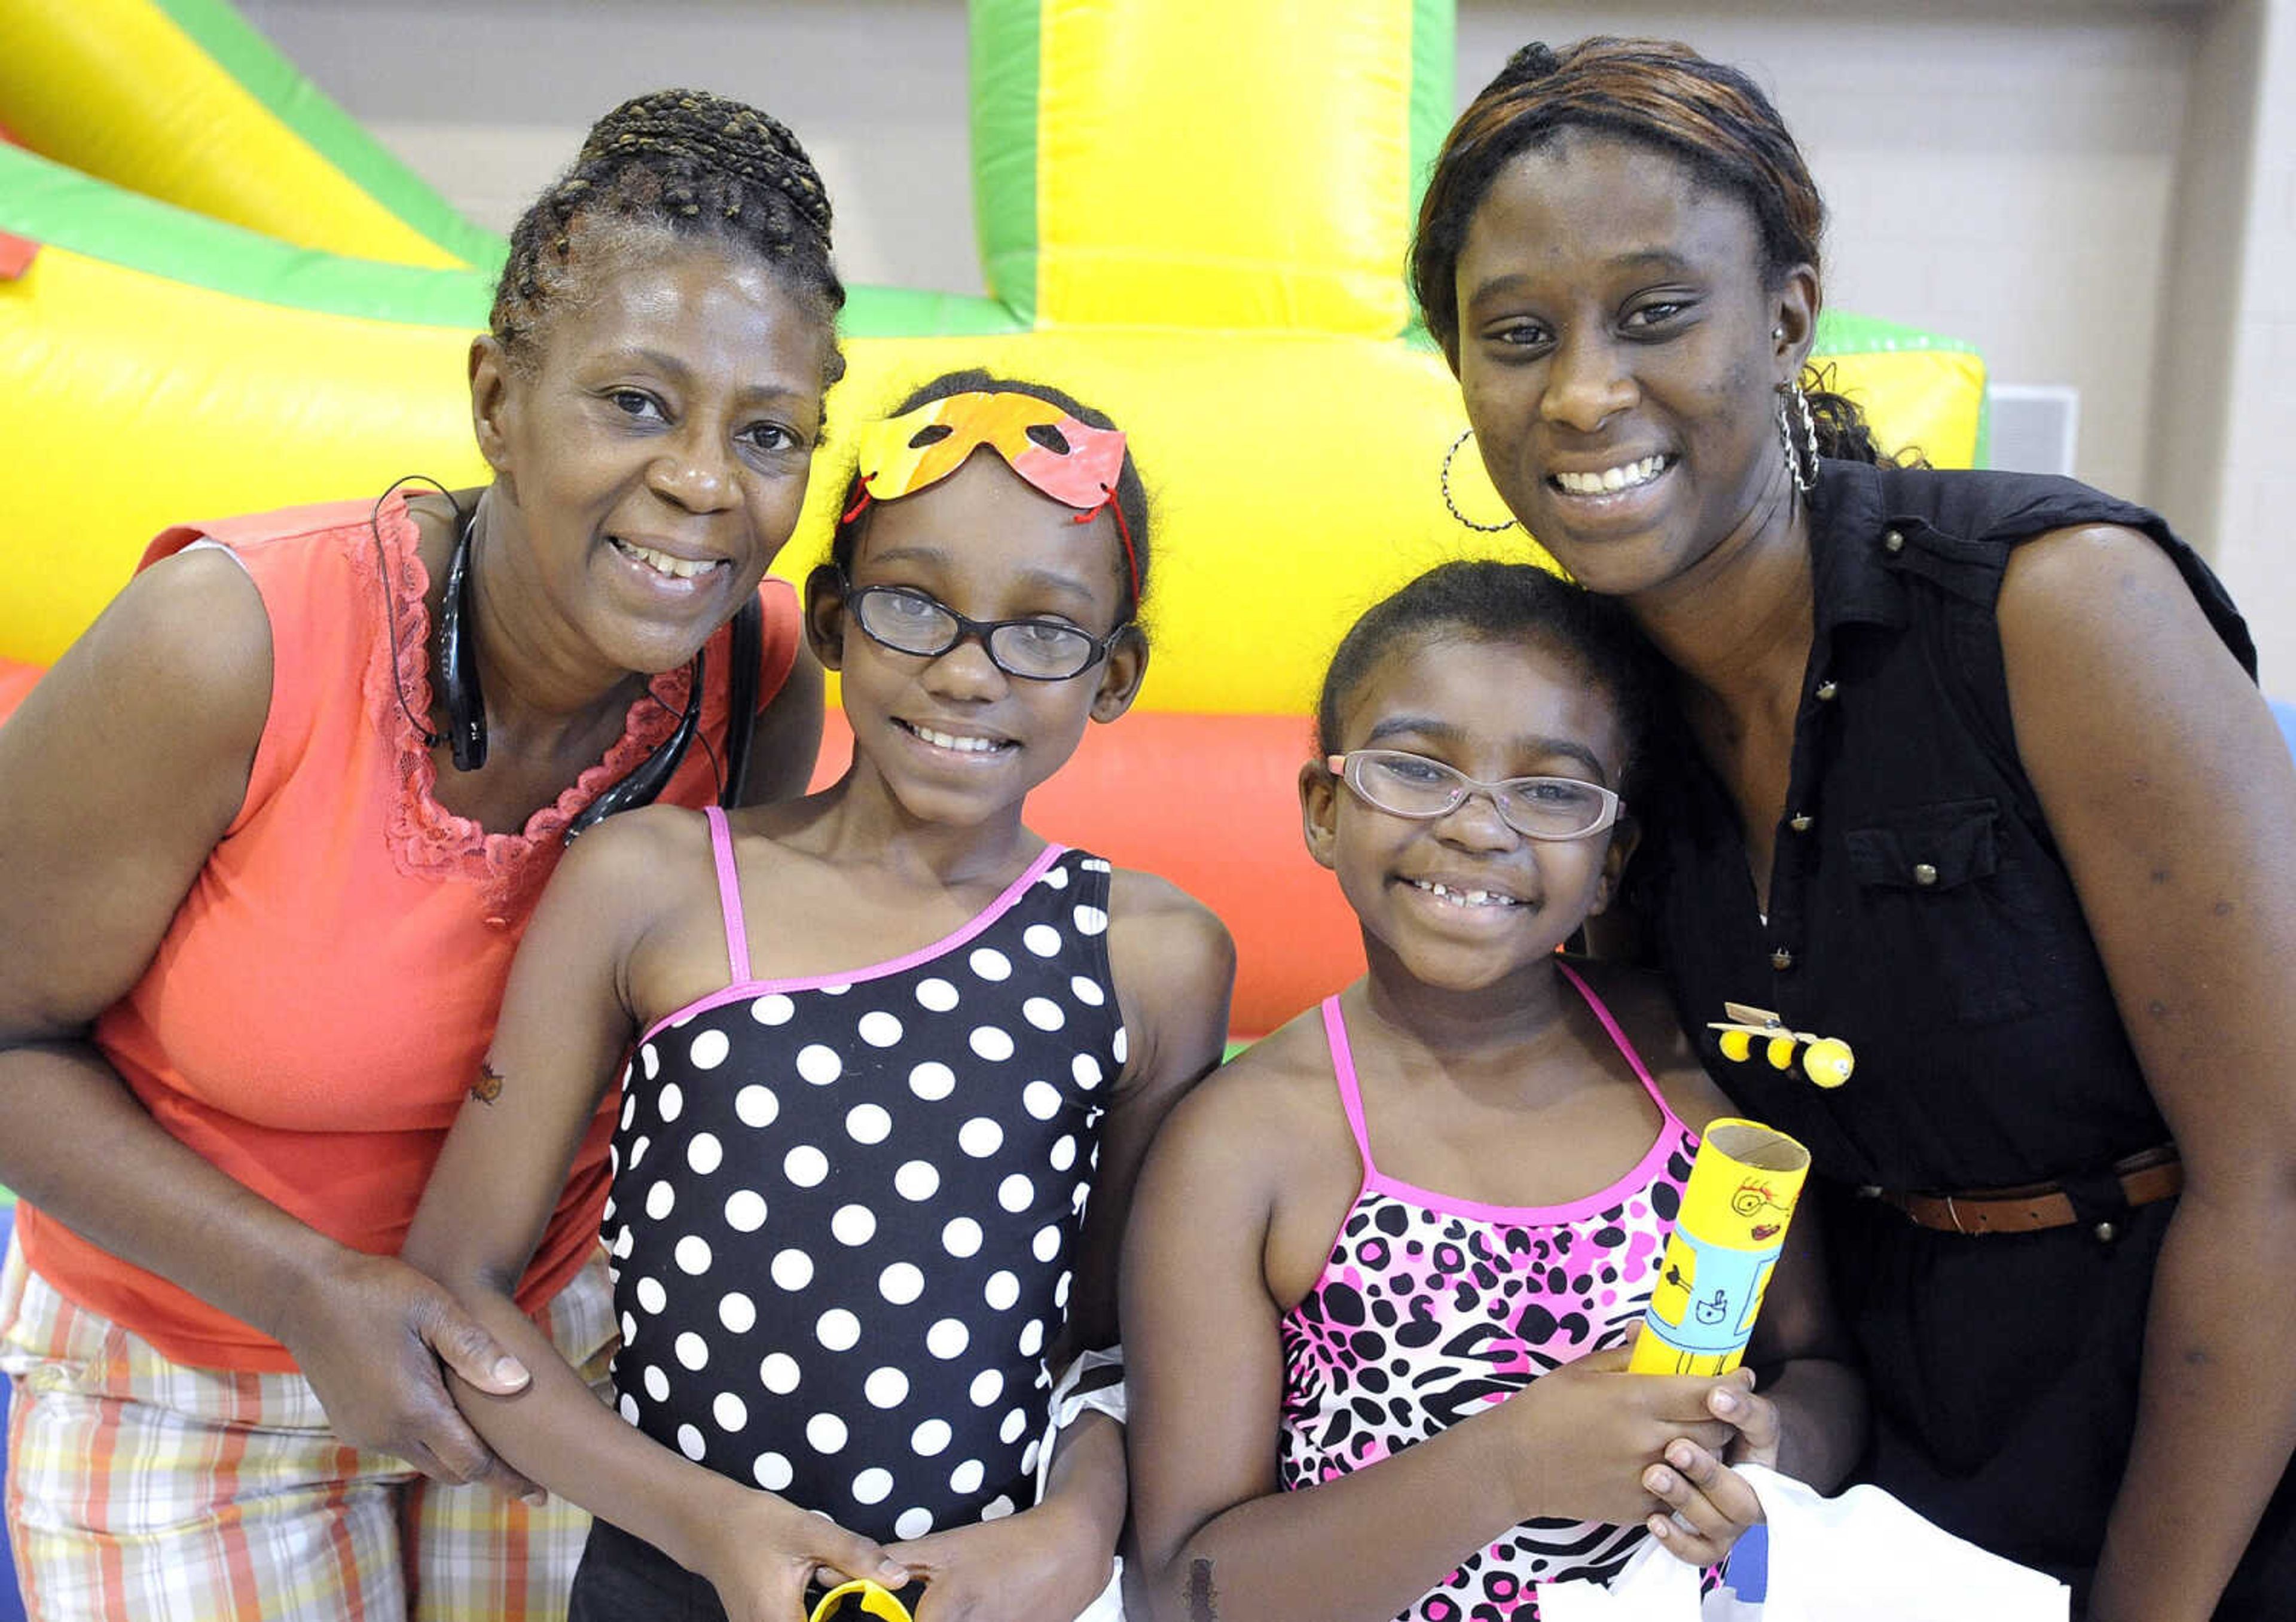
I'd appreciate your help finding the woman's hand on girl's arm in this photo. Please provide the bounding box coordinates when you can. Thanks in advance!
[270,1245,541,1493]
[1999,524,2296,1622]
[402,809,908,1599]
[0,551,533,1492]
[1123,1062,1742,1622]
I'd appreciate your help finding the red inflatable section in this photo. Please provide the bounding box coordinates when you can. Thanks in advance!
[811,709,1364,1038]
[0,659,39,725]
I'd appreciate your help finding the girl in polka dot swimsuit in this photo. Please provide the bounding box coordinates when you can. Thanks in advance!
[406,374,1234,1622]
[1123,564,1863,1622]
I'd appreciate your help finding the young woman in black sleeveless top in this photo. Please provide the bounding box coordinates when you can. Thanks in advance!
[1409,36,2296,1621]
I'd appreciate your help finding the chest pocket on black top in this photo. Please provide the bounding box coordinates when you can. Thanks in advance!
[1843,798,2050,1023]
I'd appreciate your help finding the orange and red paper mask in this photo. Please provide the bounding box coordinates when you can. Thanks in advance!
[847,391,1138,600]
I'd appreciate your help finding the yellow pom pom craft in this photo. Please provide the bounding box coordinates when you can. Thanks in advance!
[1707,1003,1857,1091]
[1801,1036,1855,1090]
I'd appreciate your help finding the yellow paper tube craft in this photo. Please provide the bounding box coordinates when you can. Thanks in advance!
[1631,1119,1812,1377]
[810,1579,914,1622]
[1708,1002,1855,1090]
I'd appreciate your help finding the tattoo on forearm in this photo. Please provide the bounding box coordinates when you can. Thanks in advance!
[1186,1557,1219,1622]
[469,1062,505,1105]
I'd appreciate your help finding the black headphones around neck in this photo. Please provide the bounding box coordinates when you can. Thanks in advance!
[374,478,763,841]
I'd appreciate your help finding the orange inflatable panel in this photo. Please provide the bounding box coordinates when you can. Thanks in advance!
[811,709,1362,1038]
[0,658,39,725]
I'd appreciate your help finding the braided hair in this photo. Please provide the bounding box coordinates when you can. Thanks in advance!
[491,89,845,385]
[1410,38,1888,465]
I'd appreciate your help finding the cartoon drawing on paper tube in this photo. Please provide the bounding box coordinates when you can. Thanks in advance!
[1632,1120,1812,1377]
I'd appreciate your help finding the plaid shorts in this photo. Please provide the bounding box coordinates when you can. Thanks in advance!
[1,1236,616,1621]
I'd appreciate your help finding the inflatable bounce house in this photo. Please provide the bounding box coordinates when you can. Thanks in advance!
[0,0,1986,1608]
[0,0,1984,1036]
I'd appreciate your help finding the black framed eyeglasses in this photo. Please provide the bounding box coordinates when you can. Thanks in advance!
[841,579,1124,682]
[1327,748,1624,841]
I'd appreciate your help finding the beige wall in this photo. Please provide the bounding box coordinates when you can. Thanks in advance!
[239,0,985,296]
[1460,4,2196,527]
[2169,0,2296,686]
[243,0,2294,679]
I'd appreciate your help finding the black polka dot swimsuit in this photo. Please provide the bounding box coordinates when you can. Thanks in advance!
[599,806,1125,1545]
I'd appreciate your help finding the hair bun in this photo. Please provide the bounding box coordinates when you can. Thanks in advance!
[490,85,845,382]
[580,89,833,240]
[1488,42,1561,94]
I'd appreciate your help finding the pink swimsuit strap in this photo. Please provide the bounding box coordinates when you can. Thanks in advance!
[1553,958,1672,1109]
[703,804,750,985]
[646,816,1073,1047]
[1320,960,1680,1182]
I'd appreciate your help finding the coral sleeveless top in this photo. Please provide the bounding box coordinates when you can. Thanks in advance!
[1279,964,1699,1621]
[600,808,1126,1542]
[19,494,801,1370]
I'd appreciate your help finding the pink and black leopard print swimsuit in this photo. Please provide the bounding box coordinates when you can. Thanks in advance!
[1278,962,1699,1621]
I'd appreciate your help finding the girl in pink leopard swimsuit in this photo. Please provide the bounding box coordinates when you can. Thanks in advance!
[1123,562,1865,1622]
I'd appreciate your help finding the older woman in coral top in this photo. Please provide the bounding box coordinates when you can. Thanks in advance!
[0,90,862,1620]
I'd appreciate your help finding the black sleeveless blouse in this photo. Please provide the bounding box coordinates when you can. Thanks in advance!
[1635,461,2289,1606]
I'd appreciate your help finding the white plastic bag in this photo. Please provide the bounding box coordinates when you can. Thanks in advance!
[1537,1464,2069,1621]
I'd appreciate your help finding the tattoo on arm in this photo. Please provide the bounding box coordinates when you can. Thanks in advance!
[469,1061,505,1105]
[1186,1557,1219,1622]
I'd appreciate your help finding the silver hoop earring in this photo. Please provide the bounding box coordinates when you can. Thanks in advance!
[1775,380,1820,496]
[1440,428,1519,533]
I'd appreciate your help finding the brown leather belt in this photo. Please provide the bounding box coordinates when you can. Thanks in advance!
[1864,1145,2181,1239]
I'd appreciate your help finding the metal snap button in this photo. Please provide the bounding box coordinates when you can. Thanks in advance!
[1815,679,1839,701]
[2094,1220,2118,1243]
[1789,813,1812,833]
[1913,862,1939,886]
[1883,529,1905,554]
[1770,948,1796,970]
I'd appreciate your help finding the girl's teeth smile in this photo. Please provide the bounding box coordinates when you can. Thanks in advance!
[1552,454,1671,496]
[1409,879,1523,910]
[902,720,1013,755]
[612,537,722,580]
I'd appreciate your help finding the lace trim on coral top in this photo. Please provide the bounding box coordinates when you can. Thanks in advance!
[359,491,700,905]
